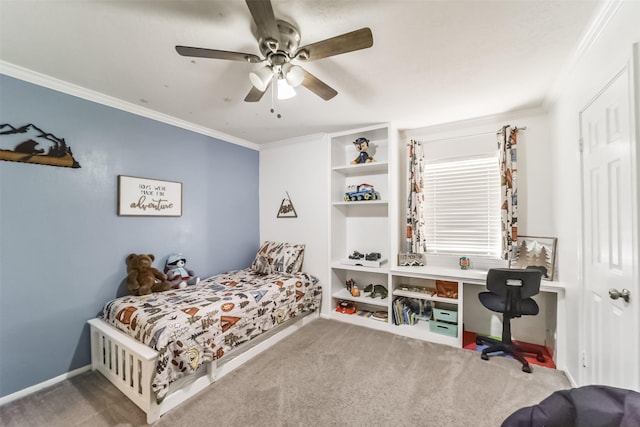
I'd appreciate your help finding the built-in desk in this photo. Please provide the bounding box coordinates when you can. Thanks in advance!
[326,263,566,370]
[391,265,566,293]
[389,266,566,369]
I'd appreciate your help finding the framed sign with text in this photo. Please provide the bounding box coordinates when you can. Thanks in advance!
[117,175,182,217]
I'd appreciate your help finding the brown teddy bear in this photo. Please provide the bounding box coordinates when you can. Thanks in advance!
[125,253,172,296]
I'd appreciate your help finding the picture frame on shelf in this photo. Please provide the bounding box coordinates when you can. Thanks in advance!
[510,236,557,281]
[398,252,426,267]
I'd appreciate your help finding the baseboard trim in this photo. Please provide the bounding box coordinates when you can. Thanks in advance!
[563,368,579,388]
[0,365,91,407]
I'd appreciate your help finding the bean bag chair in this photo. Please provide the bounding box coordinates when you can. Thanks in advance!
[502,385,640,427]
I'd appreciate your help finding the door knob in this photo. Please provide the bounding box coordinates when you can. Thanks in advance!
[609,288,631,302]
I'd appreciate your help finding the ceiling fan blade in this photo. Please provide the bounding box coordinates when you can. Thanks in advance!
[245,0,279,46]
[296,28,373,61]
[244,81,271,102]
[175,46,262,63]
[301,70,337,100]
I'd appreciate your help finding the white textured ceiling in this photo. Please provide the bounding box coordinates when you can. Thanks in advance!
[0,0,600,145]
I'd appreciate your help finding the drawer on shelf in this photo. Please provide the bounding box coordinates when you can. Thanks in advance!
[433,308,458,323]
[429,320,458,337]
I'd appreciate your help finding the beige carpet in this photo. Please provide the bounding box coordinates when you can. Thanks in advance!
[0,318,570,426]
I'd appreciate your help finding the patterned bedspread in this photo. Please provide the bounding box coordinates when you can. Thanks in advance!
[100,268,321,401]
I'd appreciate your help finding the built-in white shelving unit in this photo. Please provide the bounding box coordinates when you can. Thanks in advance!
[322,123,563,363]
[327,124,393,331]
[324,124,466,348]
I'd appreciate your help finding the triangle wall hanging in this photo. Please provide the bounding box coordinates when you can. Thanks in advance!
[277,191,298,218]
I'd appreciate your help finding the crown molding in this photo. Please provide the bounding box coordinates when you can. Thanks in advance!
[260,132,328,150]
[543,0,622,107]
[0,61,260,151]
[401,106,546,141]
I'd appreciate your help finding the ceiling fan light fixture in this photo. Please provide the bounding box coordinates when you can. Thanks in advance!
[282,63,304,87]
[249,66,273,92]
[175,1,374,103]
[277,78,296,100]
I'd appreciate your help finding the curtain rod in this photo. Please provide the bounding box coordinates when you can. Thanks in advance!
[413,126,527,144]
[496,125,527,134]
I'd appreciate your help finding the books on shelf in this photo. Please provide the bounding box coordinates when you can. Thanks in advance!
[392,297,432,326]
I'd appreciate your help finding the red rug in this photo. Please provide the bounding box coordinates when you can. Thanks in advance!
[463,330,556,369]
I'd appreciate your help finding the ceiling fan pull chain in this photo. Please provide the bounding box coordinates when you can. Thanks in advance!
[270,80,282,118]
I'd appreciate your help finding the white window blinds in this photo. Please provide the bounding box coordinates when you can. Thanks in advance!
[424,155,501,256]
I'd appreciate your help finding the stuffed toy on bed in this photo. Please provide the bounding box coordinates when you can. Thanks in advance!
[125,253,172,296]
[164,253,200,289]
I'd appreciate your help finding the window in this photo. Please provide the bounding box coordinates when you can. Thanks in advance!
[424,155,501,257]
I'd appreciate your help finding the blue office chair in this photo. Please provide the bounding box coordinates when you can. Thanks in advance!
[476,268,546,373]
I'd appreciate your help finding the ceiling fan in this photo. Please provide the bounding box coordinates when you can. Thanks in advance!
[175,0,373,102]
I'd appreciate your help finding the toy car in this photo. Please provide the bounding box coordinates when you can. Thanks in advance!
[344,183,380,201]
[336,300,357,314]
[348,251,365,259]
[365,252,381,261]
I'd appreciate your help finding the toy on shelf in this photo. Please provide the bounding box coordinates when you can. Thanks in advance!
[364,284,388,299]
[351,137,375,164]
[365,252,381,261]
[342,251,386,268]
[344,183,380,202]
[336,300,357,314]
[371,311,388,322]
[346,278,361,297]
[398,285,437,296]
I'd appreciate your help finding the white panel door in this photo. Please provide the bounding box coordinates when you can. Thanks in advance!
[580,60,639,390]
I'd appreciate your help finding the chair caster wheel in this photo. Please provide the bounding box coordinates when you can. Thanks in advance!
[536,355,546,363]
[475,337,483,345]
[522,365,532,373]
[481,353,489,361]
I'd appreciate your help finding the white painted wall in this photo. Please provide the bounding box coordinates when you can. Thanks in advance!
[546,0,640,386]
[261,109,555,347]
[403,108,554,250]
[259,133,329,295]
[402,109,556,346]
[257,2,640,381]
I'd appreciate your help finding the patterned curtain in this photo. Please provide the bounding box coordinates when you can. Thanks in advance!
[406,140,427,253]
[498,126,518,260]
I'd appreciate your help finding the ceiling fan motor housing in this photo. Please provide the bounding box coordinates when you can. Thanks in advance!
[258,20,301,63]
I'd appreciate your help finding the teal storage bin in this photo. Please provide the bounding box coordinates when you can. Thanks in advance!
[429,320,458,337]
[433,307,458,323]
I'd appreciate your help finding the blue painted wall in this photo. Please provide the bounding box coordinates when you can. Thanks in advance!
[0,75,260,397]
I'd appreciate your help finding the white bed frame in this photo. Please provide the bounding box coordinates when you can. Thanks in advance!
[88,311,319,424]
